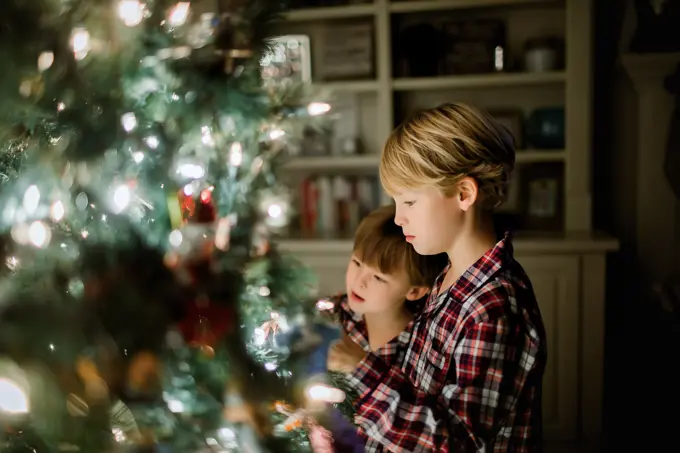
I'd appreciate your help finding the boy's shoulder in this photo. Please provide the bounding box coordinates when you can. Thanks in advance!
[467,259,537,320]
[438,257,544,344]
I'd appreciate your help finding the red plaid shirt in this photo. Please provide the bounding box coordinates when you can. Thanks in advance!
[338,234,547,452]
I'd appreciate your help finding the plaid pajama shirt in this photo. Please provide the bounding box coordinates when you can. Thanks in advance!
[337,234,547,452]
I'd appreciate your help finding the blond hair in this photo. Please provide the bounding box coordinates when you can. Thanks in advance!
[380,102,515,209]
[353,205,447,288]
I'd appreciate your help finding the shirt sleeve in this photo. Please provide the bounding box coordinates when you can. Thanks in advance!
[348,314,538,453]
[347,353,446,453]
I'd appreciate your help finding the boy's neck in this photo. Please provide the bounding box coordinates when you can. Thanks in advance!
[446,212,498,283]
[363,306,412,351]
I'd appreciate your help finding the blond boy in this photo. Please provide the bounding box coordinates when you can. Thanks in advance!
[332,103,547,452]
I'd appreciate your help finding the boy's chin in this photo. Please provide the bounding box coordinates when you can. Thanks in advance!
[347,300,370,314]
[412,240,444,256]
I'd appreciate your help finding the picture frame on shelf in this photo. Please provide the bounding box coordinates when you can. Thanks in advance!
[520,162,563,231]
[261,34,312,87]
[496,164,521,214]
[319,22,374,81]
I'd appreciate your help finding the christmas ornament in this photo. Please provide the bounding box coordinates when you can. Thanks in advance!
[177,296,234,356]
[125,351,162,396]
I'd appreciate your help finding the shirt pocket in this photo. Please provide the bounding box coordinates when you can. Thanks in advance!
[404,324,449,396]
[421,342,448,395]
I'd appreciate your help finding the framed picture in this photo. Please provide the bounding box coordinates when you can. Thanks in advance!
[496,164,521,213]
[488,109,524,149]
[520,162,563,231]
[261,35,312,87]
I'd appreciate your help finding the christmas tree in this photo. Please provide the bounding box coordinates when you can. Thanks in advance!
[0,1,347,451]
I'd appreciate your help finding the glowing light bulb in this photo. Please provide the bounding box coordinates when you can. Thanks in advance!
[177,163,205,180]
[121,112,137,132]
[201,126,215,146]
[306,384,345,404]
[70,28,91,60]
[168,2,190,27]
[37,52,54,71]
[118,0,145,27]
[50,201,65,221]
[268,128,285,141]
[307,102,331,116]
[28,221,50,248]
[23,185,40,214]
[145,135,159,149]
[268,203,283,219]
[166,399,184,413]
[169,230,183,247]
[112,185,131,213]
[316,299,334,311]
[0,378,29,414]
[229,142,243,166]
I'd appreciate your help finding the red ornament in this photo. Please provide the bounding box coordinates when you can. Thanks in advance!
[176,186,216,225]
[178,298,235,353]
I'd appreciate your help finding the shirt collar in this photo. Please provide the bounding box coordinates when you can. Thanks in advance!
[422,231,513,316]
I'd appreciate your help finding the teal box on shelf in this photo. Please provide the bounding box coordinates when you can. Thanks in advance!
[526,107,565,149]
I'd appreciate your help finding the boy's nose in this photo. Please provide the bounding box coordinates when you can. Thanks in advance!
[357,270,370,288]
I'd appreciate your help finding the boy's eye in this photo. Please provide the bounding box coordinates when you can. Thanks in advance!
[404,201,415,207]
[351,259,361,266]
[374,275,387,283]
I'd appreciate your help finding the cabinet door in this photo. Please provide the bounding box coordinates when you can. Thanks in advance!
[517,255,579,441]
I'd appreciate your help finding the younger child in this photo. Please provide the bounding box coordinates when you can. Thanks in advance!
[291,204,445,453]
[325,204,448,374]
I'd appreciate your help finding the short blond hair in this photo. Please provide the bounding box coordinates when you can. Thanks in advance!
[353,205,447,288]
[380,102,515,209]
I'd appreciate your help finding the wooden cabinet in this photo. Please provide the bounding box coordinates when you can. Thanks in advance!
[520,255,579,440]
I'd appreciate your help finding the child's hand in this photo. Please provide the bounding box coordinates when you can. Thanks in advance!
[327,332,366,374]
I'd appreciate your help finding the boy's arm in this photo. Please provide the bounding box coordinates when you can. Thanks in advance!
[349,314,538,453]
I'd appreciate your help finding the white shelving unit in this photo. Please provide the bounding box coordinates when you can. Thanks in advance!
[274,2,618,450]
[277,0,593,240]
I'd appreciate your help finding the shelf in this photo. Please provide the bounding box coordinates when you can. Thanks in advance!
[390,0,561,13]
[516,150,566,163]
[278,238,353,254]
[282,154,380,171]
[393,71,565,91]
[313,80,379,93]
[281,4,376,21]
[283,151,563,171]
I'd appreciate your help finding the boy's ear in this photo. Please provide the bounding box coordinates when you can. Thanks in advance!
[405,286,429,301]
[456,176,479,212]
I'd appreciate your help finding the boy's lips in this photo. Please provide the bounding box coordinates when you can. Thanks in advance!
[349,291,365,303]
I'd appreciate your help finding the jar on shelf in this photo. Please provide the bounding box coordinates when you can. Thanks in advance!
[523,37,564,73]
